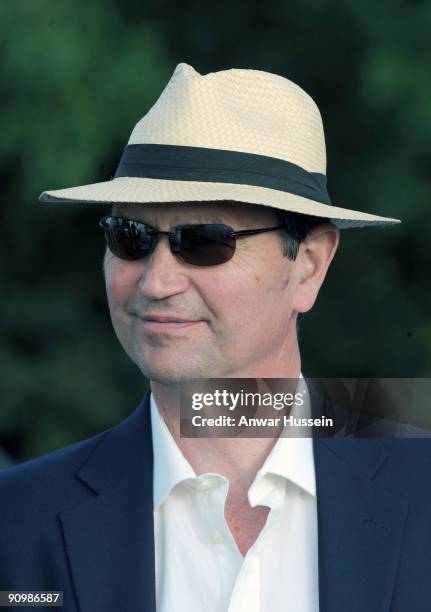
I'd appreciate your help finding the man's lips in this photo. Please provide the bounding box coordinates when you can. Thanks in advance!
[142,315,200,323]
[139,314,205,332]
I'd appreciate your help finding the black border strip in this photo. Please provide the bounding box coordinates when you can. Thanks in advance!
[114,144,331,205]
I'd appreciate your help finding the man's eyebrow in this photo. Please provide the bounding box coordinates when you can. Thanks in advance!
[111,207,230,225]
[133,216,229,225]
[184,215,226,224]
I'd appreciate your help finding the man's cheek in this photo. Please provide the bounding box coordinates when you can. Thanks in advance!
[105,271,133,306]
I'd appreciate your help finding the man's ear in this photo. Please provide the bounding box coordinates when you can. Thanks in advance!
[292,223,340,314]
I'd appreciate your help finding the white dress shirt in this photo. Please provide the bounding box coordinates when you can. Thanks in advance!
[151,376,319,612]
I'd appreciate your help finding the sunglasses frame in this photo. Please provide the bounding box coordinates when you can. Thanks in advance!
[99,215,286,266]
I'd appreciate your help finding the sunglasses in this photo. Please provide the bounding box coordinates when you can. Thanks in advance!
[99,216,285,266]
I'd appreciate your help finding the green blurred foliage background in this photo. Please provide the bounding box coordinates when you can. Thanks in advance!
[1,0,430,464]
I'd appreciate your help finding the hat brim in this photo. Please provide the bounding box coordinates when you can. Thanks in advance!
[39,177,400,229]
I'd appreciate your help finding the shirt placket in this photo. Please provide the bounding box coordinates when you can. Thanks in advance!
[194,475,243,611]
[227,475,286,612]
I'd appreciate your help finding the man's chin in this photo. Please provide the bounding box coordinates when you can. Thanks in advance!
[137,362,216,387]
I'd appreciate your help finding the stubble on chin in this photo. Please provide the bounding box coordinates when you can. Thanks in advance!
[133,341,229,386]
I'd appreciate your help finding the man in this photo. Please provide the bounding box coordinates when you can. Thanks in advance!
[1,63,430,611]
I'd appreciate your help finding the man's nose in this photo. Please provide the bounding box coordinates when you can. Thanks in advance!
[137,235,190,300]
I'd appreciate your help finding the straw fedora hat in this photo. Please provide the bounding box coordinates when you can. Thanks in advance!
[39,63,400,229]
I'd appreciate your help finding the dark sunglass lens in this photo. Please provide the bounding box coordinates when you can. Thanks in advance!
[180,224,235,266]
[104,219,153,261]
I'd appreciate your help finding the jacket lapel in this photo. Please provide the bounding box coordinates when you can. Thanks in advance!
[60,392,156,612]
[306,378,409,611]
[314,437,408,612]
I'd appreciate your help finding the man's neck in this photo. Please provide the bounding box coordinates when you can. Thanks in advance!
[150,347,301,484]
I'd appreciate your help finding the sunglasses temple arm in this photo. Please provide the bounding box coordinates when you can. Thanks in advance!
[230,226,286,237]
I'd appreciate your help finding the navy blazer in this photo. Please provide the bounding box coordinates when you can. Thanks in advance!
[1,389,431,611]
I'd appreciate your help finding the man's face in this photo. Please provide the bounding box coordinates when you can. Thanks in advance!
[103,201,303,384]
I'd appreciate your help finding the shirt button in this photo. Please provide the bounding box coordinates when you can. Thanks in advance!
[211,529,224,544]
[196,479,213,492]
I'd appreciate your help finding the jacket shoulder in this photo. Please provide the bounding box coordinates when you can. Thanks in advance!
[0,427,112,520]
